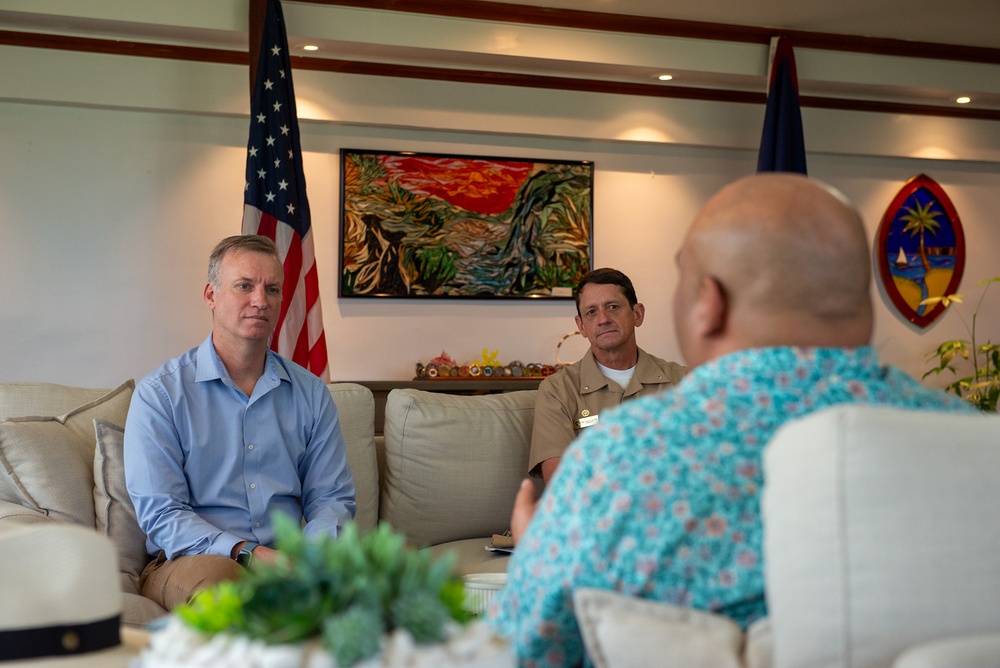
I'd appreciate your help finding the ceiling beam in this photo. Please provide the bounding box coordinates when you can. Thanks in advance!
[3,28,998,122]
[298,0,1000,65]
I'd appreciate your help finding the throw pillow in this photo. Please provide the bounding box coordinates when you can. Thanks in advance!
[0,499,54,525]
[380,388,535,547]
[0,380,134,528]
[0,419,97,526]
[573,588,745,668]
[327,383,379,532]
[93,418,151,591]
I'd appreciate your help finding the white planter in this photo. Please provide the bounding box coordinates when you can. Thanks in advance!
[140,616,513,668]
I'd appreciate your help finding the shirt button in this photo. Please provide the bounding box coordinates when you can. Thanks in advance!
[583,386,590,390]
[250,483,256,489]
[248,444,254,450]
[255,522,261,528]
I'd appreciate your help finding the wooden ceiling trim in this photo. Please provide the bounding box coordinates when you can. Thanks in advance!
[0,29,247,65]
[2,29,998,122]
[300,0,1000,65]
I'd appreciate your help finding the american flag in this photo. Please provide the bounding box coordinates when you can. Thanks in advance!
[756,36,808,175]
[242,0,329,380]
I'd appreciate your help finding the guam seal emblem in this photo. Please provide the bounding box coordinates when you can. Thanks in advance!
[875,174,965,328]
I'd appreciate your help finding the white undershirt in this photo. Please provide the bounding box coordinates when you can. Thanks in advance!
[597,361,636,391]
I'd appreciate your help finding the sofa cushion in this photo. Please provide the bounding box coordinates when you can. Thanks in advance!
[93,418,150,592]
[763,405,1000,668]
[381,389,535,547]
[122,591,168,628]
[0,380,134,527]
[426,537,510,576]
[744,618,774,668]
[573,587,745,668]
[893,633,1000,668]
[327,383,378,532]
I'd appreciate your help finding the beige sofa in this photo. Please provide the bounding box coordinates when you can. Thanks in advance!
[0,380,535,628]
[9,380,995,667]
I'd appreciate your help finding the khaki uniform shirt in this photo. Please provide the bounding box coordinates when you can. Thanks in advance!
[528,347,686,476]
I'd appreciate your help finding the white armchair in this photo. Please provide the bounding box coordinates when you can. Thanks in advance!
[763,405,1000,668]
[573,405,1000,668]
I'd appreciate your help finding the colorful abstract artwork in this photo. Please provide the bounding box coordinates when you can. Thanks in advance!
[875,174,965,328]
[339,150,593,299]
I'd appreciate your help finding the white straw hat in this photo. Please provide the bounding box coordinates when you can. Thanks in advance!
[0,523,132,665]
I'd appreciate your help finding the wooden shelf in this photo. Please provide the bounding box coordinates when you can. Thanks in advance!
[355,378,542,392]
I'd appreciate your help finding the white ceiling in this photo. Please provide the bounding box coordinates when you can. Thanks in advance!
[1,1,998,113]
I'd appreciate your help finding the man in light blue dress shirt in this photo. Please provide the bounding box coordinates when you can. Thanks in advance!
[124,235,355,610]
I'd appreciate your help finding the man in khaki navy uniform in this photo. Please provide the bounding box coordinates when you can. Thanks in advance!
[529,268,687,484]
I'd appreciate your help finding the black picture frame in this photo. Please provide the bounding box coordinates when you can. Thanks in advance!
[339,149,593,299]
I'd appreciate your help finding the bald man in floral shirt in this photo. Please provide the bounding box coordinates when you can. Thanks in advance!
[487,174,973,667]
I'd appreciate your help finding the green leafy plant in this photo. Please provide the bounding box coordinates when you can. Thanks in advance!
[173,517,474,666]
[922,276,1000,412]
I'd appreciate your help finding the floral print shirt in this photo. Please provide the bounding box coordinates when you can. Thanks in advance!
[488,347,973,667]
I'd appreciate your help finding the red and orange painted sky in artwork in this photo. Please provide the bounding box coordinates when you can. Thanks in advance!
[380,155,533,215]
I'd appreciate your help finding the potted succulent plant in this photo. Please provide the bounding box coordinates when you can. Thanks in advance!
[140,518,512,667]
[922,276,1000,412]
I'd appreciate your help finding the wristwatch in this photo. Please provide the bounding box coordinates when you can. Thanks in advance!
[236,541,259,568]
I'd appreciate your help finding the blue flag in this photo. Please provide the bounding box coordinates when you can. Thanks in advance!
[756,37,807,174]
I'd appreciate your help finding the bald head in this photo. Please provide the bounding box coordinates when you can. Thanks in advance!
[673,173,873,366]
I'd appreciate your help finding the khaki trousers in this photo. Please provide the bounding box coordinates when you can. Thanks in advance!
[139,551,244,611]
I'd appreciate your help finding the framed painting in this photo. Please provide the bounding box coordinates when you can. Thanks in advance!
[338,149,593,298]
[875,173,965,328]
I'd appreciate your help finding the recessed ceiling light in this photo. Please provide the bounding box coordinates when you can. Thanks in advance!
[303,45,319,52]
[657,74,674,81]
[956,96,971,104]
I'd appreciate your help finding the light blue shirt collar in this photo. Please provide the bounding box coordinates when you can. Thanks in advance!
[194,334,290,401]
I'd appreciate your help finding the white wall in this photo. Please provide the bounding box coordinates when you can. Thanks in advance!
[1,44,998,387]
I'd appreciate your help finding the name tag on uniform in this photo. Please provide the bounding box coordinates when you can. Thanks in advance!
[575,414,599,429]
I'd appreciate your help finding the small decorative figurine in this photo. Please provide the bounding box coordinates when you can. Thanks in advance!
[475,349,500,367]
[415,350,557,380]
[429,350,458,367]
